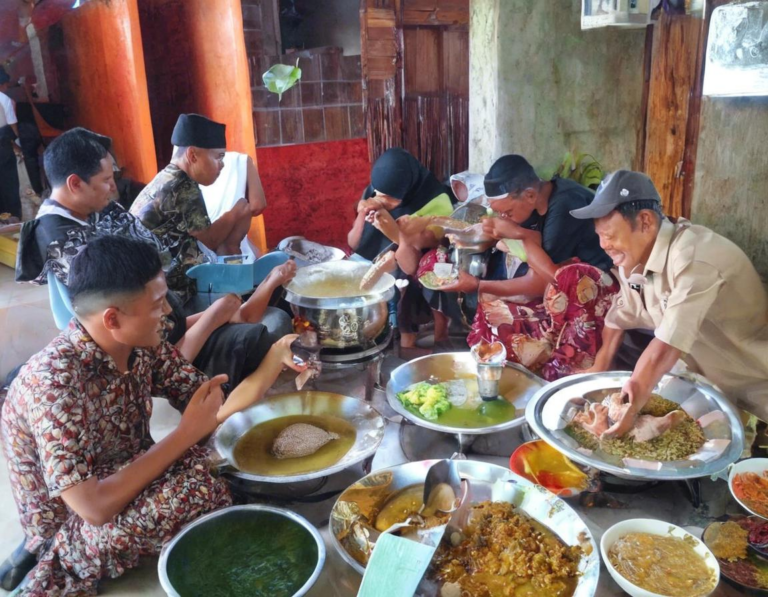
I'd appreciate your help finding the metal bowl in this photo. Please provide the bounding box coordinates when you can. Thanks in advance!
[277,236,347,268]
[386,352,544,435]
[213,391,386,484]
[159,504,325,597]
[285,261,396,350]
[525,371,745,480]
[329,459,600,596]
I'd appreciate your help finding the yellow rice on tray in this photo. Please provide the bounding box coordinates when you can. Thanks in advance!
[565,396,706,461]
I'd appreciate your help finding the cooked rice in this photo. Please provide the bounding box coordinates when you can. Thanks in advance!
[565,396,706,461]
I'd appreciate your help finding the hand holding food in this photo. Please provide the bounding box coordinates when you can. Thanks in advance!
[357,197,383,214]
[482,215,527,240]
[601,380,651,439]
[367,208,399,243]
[265,259,297,288]
[439,270,479,294]
[359,250,396,291]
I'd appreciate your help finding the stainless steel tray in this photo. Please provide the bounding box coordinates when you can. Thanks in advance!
[329,459,599,597]
[525,371,745,480]
[386,352,544,435]
[213,391,386,483]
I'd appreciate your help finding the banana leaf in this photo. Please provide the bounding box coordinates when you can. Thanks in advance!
[262,59,302,101]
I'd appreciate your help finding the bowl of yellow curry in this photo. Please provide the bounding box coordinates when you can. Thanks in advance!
[600,518,719,597]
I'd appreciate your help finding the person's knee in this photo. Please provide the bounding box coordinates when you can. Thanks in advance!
[261,307,293,338]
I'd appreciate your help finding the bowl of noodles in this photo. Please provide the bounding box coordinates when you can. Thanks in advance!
[601,518,719,597]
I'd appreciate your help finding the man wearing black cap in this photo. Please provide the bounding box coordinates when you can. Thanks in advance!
[572,170,768,435]
[442,154,612,297]
[130,114,254,301]
[0,66,23,218]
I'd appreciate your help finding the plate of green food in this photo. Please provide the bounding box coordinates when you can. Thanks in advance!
[386,352,543,434]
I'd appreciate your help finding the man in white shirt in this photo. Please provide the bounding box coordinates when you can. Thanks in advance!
[0,66,23,218]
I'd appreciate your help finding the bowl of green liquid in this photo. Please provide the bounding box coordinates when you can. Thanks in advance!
[159,505,325,597]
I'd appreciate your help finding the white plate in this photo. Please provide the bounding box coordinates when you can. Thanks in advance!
[600,518,720,597]
[729,457,768,519]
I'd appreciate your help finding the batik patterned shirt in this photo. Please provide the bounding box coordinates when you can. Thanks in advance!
[1,321,207,552]
[130,165,212,301]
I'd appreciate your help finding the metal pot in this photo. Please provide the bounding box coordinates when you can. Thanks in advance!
[158,505,325,597]
[212,391,386,490]
[284,261,395,350]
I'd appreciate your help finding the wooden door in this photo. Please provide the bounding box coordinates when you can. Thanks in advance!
[360,0,469,181]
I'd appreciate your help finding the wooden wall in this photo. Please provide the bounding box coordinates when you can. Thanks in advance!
[361,0,469,181]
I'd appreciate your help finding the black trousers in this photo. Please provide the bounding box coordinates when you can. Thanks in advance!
[0,154,21,218]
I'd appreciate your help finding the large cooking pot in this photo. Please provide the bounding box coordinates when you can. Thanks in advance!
[284,261,395,350]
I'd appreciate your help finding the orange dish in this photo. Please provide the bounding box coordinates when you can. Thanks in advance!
[733,471,768,518]
[510,440,589,498]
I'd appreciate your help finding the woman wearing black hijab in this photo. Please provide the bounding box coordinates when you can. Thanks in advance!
[347,148,455,348]
[348,148,454,260]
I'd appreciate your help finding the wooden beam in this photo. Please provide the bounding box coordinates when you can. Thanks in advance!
[679,0,730,220]
[644,12,702,218]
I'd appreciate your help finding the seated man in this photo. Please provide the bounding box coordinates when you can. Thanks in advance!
[441,155,617,379]
[1,235,304,595]
[130,113,259,302]
[572,170,768,435]
[15,127,291,386]
[201,151,267,260]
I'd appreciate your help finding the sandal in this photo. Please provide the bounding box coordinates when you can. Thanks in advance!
[0,540,37,592]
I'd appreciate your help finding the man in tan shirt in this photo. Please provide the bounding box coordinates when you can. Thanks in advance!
[571,170,768,436]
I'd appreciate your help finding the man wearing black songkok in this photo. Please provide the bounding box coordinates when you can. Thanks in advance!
[130,114,254,302]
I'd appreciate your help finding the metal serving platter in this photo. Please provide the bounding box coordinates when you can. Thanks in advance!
[329,459,600,597]
[525,371,745,480]
[386,352,544,435]
[213,391,386,483]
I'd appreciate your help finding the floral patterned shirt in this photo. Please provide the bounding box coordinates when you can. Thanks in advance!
[1,321,206,551]
[130,164,212,302]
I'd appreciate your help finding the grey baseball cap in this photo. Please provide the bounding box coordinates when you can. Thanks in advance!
[570,170,662,219]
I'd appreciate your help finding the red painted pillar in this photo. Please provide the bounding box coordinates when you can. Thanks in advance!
[59,0,157,183]
[139,0,266,252]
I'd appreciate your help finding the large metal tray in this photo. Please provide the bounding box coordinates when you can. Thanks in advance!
[329,459,599,597]
[525,371,745,480]
[213,391,386,484]
[386,352,544,435]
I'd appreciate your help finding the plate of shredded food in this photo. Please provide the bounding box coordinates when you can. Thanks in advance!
[703,514,768,594]
[525,371,744,480]
[330,459,600,597]
[602,518,719,597]
[730,459,768,520]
